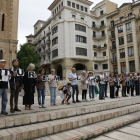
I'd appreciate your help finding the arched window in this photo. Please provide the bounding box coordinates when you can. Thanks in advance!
[0,50,3,59]
[1,14,5,31]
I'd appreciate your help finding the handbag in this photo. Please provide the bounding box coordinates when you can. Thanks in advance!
[20,89,25,97]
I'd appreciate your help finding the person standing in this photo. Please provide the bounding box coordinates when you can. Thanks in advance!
[104,73,108,98]
[134,73,139,96]
[48,69,58,106]
[22,63,36,110]
[98,71,105,100]
[121,71,128,97]
[81,71,88,102]
[108,73,115,99]
[69,68,80,103]
[88,72,95,101]
[114,74,121,98]
[129,74,136,96]
[36,68,46,108]
[0,59,11,115]
[9,59,22,113]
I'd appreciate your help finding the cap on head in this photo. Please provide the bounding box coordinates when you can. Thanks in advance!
[12,59,18,64]
[82,71,86,74]
[0,59,6,63]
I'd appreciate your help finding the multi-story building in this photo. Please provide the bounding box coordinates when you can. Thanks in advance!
[107,0,140,74]
[33,0,117,79]
[26,34,34,45]
[0,0,19,68]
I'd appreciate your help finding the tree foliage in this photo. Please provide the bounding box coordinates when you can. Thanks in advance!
[17,43,40,74]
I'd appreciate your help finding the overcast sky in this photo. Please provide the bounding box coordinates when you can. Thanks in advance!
[18,0,132,49]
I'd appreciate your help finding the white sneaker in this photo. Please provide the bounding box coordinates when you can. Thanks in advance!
[42,105,46,108]
[92,99,95,101]
[90,99,92,101]
[39,105,42,108]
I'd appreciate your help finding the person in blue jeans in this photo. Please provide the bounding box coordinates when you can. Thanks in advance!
[104,73,108,98]
[0,59,11,115]
[88,72,95,101]
[97,71,105,100]
[36,68,46,108]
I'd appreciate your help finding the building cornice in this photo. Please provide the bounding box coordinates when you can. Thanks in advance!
[76,0,93,6]
[48,0,61,11]
[0,38,18,44]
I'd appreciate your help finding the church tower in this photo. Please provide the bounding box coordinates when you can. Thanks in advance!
[0,0,19,68]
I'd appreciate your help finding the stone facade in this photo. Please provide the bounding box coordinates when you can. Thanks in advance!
[107,1,140,74]
[26,34,34,45]
[33,0,117,79]
[0,0,19,68]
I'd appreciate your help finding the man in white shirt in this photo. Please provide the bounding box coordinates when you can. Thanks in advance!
[69,68,80,103]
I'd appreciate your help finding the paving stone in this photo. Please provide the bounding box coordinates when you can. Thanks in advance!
[49,135,65,140]
[0,118,5,129]
[0,130,11,140]
[7,128,21,140]
[56,133,72,139]
[94,136,114,140]
[22,116,31,125]
[129,122,140,128]
[29,114,37,123]
[5,117,14,127]
[14,116,23,126]
[105,131,140,140]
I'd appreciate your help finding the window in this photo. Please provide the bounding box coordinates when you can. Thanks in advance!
[119,48,125,58]
[76,64,85,70]
[53,12,54,16]
[28,40,32,43]
[100,10,103,15]
[102,64,108,69]
[128,13,132,18]
[129,60,135,72]
[0,50,3,59]
[92,22,95,28]
[61,2,63,7]
[76,4,79,9]
[126,22,131,30]
[102,30,105,37]
[67,1,71,6]
[55,9,56,14]
[93,31,96,37]
[103,52,106,56]
[72,3,75,8]
[120,16,123,21]
[94,52,97,57]
[94,64,98,70]
[111,30,115,38]
[59,16,61,19]
[101,20,104,26]
[128,46,134,57]
[75,24,86,32]
[1,14,5,31]
[112,41,116,49]
[85,7,87,12]
[81,6,83,11]
[81,17,84,20]
[110,20,114,28]
[127,34,133,43]
[118,25,123,33]
[119,37,124,45]
[121,62,126,73]
[72,15,75,18]
[52,26,58,35]
[59,5,60,9]
[52,49,58,58]
[112,52,117,62]
[52,37,58,46]
[75,35,86,43]
[57,7,58,12]
[76,48,87,56]
[113,65,118,74]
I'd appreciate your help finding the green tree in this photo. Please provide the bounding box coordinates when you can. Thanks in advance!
[17,43,40,74]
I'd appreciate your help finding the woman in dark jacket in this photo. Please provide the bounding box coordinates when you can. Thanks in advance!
[114,74,121,98]
[22,63,36,110]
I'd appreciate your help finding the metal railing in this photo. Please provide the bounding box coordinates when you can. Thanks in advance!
[109,34,115,39]
[40,52,46,56]
[92,24,105,29]
[46,29,51,35]
[46,48,51,53]
[46,39,51,44]
[93,34,106,39]
[93,44,107,49]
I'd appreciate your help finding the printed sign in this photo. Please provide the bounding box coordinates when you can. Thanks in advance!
[54,75,60,81]
[0,69,10,82]
[43,75,48,81]
[28,71,35,78]
[17,69,24,76]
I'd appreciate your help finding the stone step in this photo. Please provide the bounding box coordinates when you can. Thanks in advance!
[1,98,140,129]
[35,111,140,140]
[0,104,140,139]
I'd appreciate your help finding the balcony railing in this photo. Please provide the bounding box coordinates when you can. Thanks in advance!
[46,39,51,44]
[46,29,51,35]
[37,45,41,50]
[114,14,136,25]
[40,52,46,56]
[110,46,116,51]
[93,56,108,62]
[109,25,115,30]
[109,34,115,39]
[93,44,107,50]
[46,48,51,53]
[42,35,46,40]
[41,43,46,47]
[93,34,106,39]
[92,24,105,29]
[118,30,123,33]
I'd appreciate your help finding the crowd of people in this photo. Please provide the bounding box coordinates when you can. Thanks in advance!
[0,58,140,116]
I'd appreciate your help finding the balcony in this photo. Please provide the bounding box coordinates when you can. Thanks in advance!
[114,14,136,25]
[40,60,51,66]
[46,29,51,36]
[33,40,38,46]
[93,44,107,51]
[109,25,115,30]
[41,42,46,47]
[111,60,117,64]
[93,56,108,62]
[37,45,41,50]
[93,34,106,40]
[118,30,123,34]
[110,46,116,52]
[40,52,46,56]
[109,34,115,40]
[46,48,51,54]
[92,24,106,30]
[42,35,46,40]
[46,39,51,45]
[38,36,42,42]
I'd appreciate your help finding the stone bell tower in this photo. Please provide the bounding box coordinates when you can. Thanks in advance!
[0,0,19,68]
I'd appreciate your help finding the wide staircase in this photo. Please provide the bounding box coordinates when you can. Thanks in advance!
[0,97,140,140]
